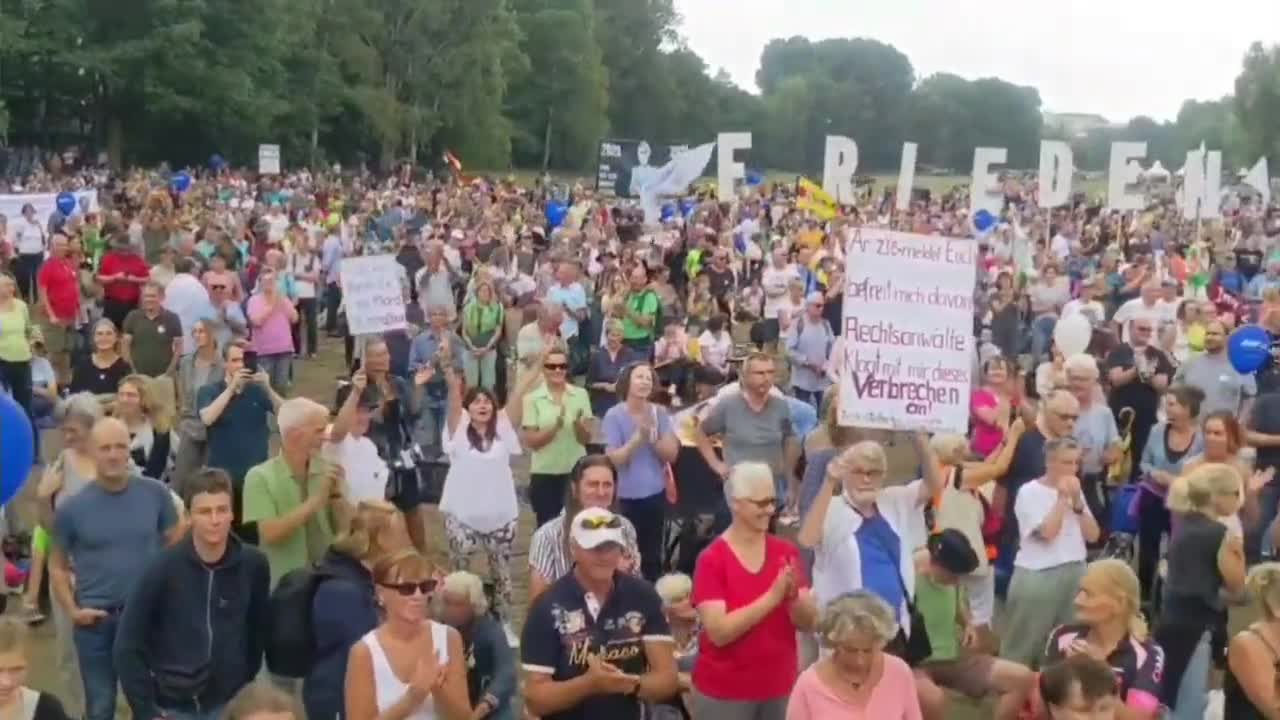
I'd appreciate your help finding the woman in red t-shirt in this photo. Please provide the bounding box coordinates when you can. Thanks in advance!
[691,461,817,720]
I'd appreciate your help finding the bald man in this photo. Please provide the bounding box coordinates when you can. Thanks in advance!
[50,417,182,720]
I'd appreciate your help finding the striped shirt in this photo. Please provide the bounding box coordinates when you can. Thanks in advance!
[528,511,642,582]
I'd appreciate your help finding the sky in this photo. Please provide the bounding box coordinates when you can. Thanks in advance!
[673,0,1280,123]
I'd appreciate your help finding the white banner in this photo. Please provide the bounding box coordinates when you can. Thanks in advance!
[258,144,281,175]
[0,190,99,226]
[340,255,406,336]
[838,229,976,433]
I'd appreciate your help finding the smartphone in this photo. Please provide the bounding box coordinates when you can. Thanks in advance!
[243,350,259,374]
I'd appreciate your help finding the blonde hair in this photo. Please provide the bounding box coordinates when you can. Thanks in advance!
[1167,462,1243,516]
[439,571,489,616]
[372,548,433,585]
[331,500,402,564]
[0,617,30,655]
[1248,563,1280,620]
[816,591,899,648]
[929,433,969,466]
[655,573,693,605]
[1085,559,1148,641]
[827,440,888,485]
[223,683,302,720]
[118,374,173,432]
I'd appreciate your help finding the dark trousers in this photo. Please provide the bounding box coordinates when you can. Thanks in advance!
[324,284,342,334]
[529,473,570,528]
[1081,472,1110,543]
[792,387,822,410]
[0,359,36,456]
[620,492,667,582]
[13,253,42,304]
[623,337,654,360]
[101,297,137,331]
[1136,487,1170,603]
[292,297,318,355]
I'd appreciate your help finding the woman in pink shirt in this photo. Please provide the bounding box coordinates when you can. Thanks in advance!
[786,591,922,720]
[971,356,1020,458]
[246,267,298,392]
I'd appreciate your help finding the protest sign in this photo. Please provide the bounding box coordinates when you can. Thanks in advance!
[258,144,281,175]
[0,190,98,225]
[339,255,406,336]
[838,228,976,433]
[595,139,690,198]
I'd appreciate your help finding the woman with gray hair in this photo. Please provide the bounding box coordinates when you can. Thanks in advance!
[786,591,923,719]
[436,571,517,720]
[690,462,817,720]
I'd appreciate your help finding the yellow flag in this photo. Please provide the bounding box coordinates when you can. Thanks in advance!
[796,178,837,220]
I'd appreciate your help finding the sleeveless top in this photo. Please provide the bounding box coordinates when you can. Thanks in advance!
[1224,627,1280,720]
[360,621,450,720]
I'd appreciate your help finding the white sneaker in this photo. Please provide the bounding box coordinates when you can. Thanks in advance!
[503,622,520,648]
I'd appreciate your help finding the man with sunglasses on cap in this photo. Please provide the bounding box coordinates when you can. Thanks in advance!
[522,507,678,720]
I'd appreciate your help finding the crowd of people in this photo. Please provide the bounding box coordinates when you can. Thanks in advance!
[1,160,1280,720]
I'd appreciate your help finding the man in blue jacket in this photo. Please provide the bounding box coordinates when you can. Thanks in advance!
[115,468,272,720]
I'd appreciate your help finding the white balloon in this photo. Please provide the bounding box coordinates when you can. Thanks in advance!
[1054,313,1092,357]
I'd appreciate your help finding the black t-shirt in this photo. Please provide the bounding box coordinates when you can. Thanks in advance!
[1001,428,1047,531]
[1105,344,1175,421]
[703,267,735,300]
[1250,392,1280,476]
[69,355,133,396]
[1237,248,1264,281]
[1042,624,1164,707]
[1163,513,1228,620]
[822,291,843,336]
[521,571,671,720]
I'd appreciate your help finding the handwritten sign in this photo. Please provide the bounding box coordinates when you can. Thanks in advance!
[838,229,976,433]
[258,144,281,175]
[340,255,406,336]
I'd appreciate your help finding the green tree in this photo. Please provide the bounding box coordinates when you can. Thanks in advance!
[1234,42,1280,166]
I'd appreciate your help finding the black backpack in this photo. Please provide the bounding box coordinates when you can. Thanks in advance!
[265,565,333,678]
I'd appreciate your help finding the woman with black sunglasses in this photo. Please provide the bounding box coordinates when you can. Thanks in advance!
[519,347,592,526]
[345,549,470,720]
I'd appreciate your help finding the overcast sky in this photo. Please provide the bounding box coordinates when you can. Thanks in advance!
[674,0,1280,122]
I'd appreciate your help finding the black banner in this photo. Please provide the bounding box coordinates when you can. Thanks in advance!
[595,139,690,198]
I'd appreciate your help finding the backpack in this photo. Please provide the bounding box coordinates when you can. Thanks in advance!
[265,565,334,677]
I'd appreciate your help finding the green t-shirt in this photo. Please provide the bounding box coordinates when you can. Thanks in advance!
[622,290,659,341]
[242,455,338,588]
[915,573,961,663]
[521,384,591,474]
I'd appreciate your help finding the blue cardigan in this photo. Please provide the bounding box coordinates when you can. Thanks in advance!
[1139,422,1204,480]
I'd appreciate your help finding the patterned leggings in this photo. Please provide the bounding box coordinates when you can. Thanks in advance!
[442,514,517,621]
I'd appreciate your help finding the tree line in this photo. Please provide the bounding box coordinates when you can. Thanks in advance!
[1,0,1278,176]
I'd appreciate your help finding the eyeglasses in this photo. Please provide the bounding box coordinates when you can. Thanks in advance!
[578,515,623,530]
[739,497,777,510]
[544,363,568,371]
[380,579,437,596]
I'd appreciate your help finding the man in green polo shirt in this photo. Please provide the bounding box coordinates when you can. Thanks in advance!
[242,396,352,588]
[621,264,659,356]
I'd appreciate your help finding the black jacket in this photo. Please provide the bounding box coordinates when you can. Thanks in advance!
[115,532,271,719]
[303,549,379,720]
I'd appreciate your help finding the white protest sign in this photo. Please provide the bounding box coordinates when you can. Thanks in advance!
[1181,147,1223,220]
[839,228,976,433]
[1107,142,1146,210]
[969,147,1007,216]
[716,132,751,199]
[258,144,281,175]
[1038,141,1073,208]
[0,190,98,224]
[895,142,918,211]
[822,135,858,204]
[339,255,406,335]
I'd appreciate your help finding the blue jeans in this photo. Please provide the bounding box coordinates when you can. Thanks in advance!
[1031,314,1057,366]
[72,611,122,720]
[1171,632,1211,720]
[414,402,447,457]
[1249,482,1280,563]
[258,352,292,393]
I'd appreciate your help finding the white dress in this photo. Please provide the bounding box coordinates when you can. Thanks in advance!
[361,621,450,720]
[439,410,521,532]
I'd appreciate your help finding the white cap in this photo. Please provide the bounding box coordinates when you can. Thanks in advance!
[570,508,626,550]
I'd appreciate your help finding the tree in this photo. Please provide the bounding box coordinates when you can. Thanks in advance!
[1234,42,1280,166]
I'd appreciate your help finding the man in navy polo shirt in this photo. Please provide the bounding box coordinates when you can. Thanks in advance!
[522,507,679,720]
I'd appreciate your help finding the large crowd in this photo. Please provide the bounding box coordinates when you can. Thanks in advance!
[1,161,1280,720]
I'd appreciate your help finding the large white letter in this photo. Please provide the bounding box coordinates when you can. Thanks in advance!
[1244,157,1272,206]
[821,136,858,204]
[1181,149,1223,220]
[969,147,1007,216]
[895,142,918,211]
[1038,141,1073,208]
[1107,142,1147,211]
[717,132,751,199]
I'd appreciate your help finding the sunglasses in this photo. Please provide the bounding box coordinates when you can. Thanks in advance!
[380,579,438,596]
[579,515,623,530]
[544,363,568,371]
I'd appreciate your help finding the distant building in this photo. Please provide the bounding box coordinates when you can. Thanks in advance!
[1043,112,1118,138]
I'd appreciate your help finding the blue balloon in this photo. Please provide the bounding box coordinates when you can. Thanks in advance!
[680,198,698,218]
[545,200,568,229]
[973,209,997,233]
[209,154,226,171]
[660,203,677,222]
[745,169,764,186]
[55,192,76,217]
[171,171,192,194]
[0,394,34,507]
[1229,324,1272,374]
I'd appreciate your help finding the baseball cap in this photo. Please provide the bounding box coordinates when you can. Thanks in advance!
[928,529,980,576]
[570,508,626,550]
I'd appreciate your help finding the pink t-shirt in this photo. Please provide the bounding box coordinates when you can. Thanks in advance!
[692,535,808,701]
[785,659,922,720]
[969,388,1004,457]
[247,294,294,355]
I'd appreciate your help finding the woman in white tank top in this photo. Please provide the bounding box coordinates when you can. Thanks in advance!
[345,550,470,720]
